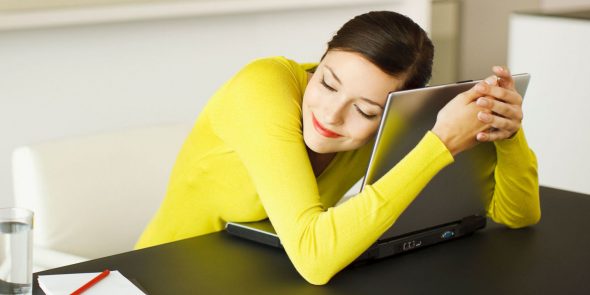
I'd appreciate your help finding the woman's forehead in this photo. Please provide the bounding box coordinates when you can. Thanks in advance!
[321,51,402,104]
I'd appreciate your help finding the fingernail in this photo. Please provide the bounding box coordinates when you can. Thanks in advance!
[493,66,503,73]
[475,83,486,92]
[485,76,497,85]
[478,112,492,122]
[476,97,489,107]
[477,132,487,142]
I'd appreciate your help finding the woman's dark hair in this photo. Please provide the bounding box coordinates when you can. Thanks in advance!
[322,11,434,90]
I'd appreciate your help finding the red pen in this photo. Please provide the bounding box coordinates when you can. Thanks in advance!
[70,269,110,295]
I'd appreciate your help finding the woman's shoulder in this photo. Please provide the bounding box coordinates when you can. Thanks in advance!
[212,56,314,110]
[235,56,314,86]
[206,56,312,129]
[243,56,295,69]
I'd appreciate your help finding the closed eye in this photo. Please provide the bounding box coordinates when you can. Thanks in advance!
[321,78,336,92]
[354,104,378,120]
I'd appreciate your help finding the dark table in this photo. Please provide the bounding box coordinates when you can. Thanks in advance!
[34,186,590,294]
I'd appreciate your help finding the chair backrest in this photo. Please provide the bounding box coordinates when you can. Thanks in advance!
[12,123,192,259]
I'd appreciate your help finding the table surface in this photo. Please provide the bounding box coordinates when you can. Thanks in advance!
[34,186,590,294]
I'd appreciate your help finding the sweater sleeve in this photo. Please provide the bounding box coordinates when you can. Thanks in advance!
[209,57,454,285]
[487,128,541,228]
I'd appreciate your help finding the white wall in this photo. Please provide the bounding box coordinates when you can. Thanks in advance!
[0,1,431,206]
[508,13,590,195]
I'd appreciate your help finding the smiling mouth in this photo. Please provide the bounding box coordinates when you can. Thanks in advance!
[312,114,342,138]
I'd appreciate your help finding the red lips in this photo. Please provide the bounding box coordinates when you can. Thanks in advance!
[312,114,342,138]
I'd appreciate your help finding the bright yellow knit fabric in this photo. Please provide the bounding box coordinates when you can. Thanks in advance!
[135,56,540,285]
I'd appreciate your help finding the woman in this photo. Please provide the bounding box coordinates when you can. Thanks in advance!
[136,11,540,285]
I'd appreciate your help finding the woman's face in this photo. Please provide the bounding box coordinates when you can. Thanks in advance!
[302,50,405,154]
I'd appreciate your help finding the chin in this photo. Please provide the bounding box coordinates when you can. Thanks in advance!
[303,135,335,154]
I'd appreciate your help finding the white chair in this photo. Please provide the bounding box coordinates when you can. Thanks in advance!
[12,123,192,271]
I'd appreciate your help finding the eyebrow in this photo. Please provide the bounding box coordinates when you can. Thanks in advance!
[361,97,384,110]
[324,65,385,110]
[324,65,342,84]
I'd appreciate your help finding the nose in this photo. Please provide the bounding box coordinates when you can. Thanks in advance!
[322,96,347,125]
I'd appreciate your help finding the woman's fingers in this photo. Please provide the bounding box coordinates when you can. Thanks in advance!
[476,97,523,122]
[459,83,489,104]
[477,111,520,131]
[476,128,513,142]
[475,82,522,105]
[483,75,498,86]
[470,66,522,142]
[493,66,515,89]
[433,66,520,145]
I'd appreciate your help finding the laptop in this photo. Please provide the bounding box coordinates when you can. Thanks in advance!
[226,74,531,262]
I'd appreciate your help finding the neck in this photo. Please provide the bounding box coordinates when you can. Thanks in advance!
[306,147,336,177]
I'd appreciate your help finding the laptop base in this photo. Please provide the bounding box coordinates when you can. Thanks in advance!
[226,220,282,248]
[355,215,486,262]
[226,215,486,262]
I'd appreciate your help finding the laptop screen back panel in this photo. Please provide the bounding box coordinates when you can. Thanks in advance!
[362,75,530,240]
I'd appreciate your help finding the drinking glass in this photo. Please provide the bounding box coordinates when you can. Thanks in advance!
[0,208,33,295]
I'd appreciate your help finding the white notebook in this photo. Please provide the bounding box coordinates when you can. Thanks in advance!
[37,270,146,295]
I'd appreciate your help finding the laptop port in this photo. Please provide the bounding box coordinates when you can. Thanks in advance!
[403,240,422,251]
[441,230,455,239]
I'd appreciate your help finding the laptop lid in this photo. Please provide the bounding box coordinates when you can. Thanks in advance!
[365,74,531,240]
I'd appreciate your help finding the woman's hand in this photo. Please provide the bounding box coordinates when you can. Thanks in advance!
[431,66,523,156]
[431,80,495,156]
[474,66,523,142]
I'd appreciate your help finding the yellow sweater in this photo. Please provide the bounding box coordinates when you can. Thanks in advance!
[136,56,541,285]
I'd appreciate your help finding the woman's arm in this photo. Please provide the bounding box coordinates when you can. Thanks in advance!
[488,129,541,228]
[208,57,454,285]
[472,66,541,228]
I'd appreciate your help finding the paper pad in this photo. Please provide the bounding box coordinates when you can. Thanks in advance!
[38,270,146,295]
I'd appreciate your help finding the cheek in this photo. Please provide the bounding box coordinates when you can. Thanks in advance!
[347,120,380,143]
[303,86,323,109]
[302,88,320,132]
